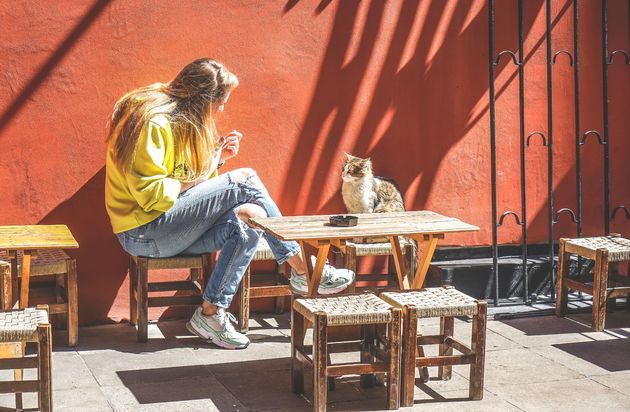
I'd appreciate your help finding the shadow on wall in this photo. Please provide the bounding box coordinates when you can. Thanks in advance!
[280,0,545,216]
[40,167,129,326]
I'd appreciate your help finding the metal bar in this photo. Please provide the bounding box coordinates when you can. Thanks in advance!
[518,0,529,304]
[574,0,584,284]
[488,0,499,307]
[602,0,610,234]
[546,0,556,300]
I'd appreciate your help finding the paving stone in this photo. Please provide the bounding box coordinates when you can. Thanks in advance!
[494,378,630,411]
[52,351,100,390]
[53,386,113,411]
[482,347,583,389]
[487,316,612,348]
[79,346,201,387]
[589,371,630,396]
[100,375,244,411]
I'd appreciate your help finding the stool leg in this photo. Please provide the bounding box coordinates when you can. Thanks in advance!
[346,246,357,293]
[38,323,53,412]
[136,257,149,342]
[438,316,454,380]
[291,304,305,394]
[592,249,609,331]
[313,313,328,412]
[469,301,487,400]
[1,263,11,310]
[129,257,138,326]
[239,266,251,333]
[274,262,286,314]
[555,239,569,317]
[400,305,417,407]
[387,308,401,410]
[55,274,68,330]
[66,258,78,347]
[360,324,376,388]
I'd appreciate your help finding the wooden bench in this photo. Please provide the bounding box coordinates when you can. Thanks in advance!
[129,254,212,342]
[381,286,487,406]
[0,249,78,347]
[556,235,630,331]
[291,293,401,411]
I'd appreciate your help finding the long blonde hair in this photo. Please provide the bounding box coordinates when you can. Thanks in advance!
[106,58,238,181]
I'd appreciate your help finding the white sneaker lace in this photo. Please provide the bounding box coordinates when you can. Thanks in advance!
[216,309,238,334]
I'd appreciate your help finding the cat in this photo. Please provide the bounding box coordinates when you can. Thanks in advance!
[341,153,405,214]
[341,153,405,243]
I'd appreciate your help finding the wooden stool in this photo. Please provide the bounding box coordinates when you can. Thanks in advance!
[238,237,291,332]
[130,254,212,342]
[556,236,630,331]
[0,249,78,347]
[291,293,401,411]
[334,240,417,292]
[380,286,487,407]
[0,306,52,412]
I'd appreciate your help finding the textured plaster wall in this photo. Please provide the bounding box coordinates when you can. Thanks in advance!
[0,0,628,324]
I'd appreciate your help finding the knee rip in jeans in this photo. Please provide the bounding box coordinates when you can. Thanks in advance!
[229,168,257,184]
[235,203,267,227]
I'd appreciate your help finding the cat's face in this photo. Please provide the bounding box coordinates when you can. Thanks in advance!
[342,154,372,182]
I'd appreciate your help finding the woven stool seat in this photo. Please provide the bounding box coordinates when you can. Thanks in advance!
[293,293,393,326]
[346,238,415,256]
[565,236,630,262]
[0,308,49,342]
[381,287,479,317]
[253,236,275,260]
[0,249,70,276]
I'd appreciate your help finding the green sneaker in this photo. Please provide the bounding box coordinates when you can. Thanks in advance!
[289,259,355,295]
[186,307,249,349]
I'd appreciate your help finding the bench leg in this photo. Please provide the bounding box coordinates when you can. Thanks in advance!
[38,323,53,412]
[66,258,78,347]
[129,257,138,326]
[438,316,454,380]
[291,306,305,394]
[469,301,487,400]
[401,305,418,407]
[136,258,149,342]
[555,239,569,317]
[313,313,328,412]
[592,249,609,332]
[387,308,401,410]
[239,266,251,333]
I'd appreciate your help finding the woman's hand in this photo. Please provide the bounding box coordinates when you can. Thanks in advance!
[219,130,242,163]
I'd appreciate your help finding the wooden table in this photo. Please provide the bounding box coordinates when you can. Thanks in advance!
[250,211,478,296]
[0,225,78,309]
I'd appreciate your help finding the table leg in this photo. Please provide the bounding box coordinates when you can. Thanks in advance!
[19,250,32,309]
[389,236,410,289]
[411,234,441,289]
[299,241,330,297]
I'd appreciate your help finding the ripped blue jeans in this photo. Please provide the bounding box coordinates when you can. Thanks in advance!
[116,171,300,308]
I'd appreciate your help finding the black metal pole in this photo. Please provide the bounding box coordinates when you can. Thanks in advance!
[602,0,610,234]
[574,0,582,240]
[488,0,499,306]
[546,0,556,299]
[518,0,529,304]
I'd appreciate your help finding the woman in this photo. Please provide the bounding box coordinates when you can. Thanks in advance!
[105,58,354,349]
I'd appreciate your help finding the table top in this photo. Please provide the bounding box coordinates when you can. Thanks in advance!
[250,211,479,241]
[0,225,79,250]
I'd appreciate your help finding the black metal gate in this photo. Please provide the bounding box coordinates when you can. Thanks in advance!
[487,0,630,306]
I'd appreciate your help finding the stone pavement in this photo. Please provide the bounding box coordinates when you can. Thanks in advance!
[1,309,629,411]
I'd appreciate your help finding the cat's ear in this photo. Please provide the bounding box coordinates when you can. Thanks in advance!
[344,152,352,159]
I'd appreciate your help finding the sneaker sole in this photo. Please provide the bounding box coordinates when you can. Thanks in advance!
[290,282,350,295]
[186,321,249,350]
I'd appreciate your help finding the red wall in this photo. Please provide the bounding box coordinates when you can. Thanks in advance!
[1,0,629,324]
